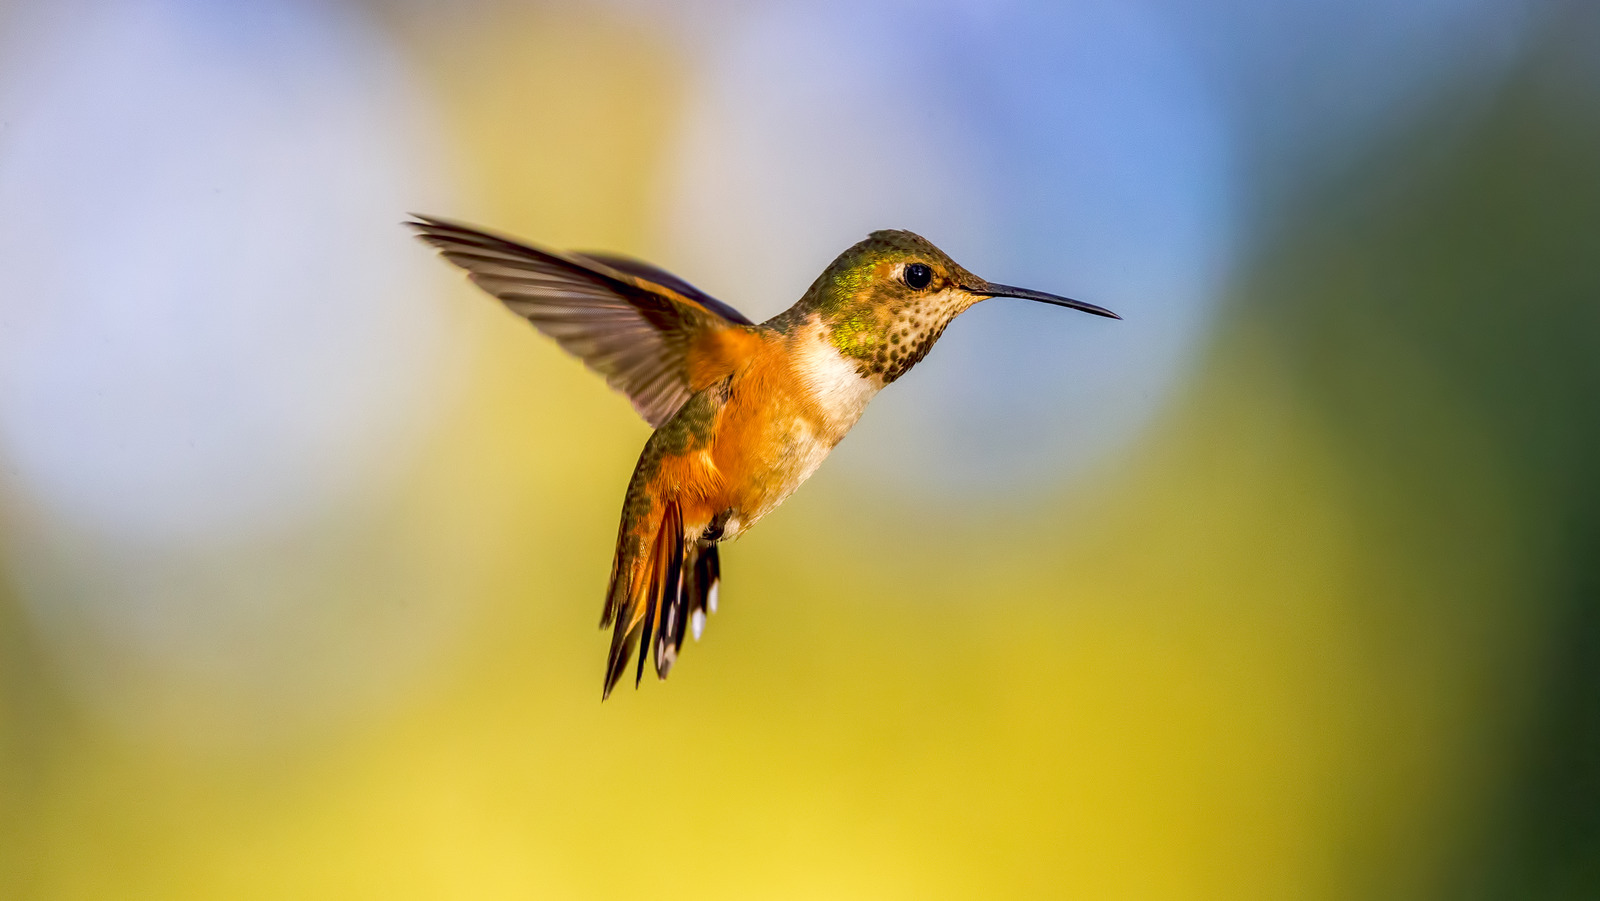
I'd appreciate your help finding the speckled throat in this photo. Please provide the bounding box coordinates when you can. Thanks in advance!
[837,289,974,384]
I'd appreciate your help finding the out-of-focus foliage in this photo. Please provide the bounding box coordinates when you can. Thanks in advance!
[1,1,1596,898]
[1244,21,1600,893]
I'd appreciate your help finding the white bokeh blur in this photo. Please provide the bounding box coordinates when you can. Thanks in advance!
[0,0,459,541]
[0,0,465,742]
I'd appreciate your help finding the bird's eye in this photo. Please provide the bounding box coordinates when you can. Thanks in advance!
[903,262,933,290]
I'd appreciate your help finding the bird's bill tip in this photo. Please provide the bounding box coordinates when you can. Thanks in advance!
[973,282,1121,320]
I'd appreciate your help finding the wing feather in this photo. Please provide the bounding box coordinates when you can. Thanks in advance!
[409,215,752,427]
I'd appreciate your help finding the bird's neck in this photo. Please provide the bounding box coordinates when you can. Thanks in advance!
[785,316,882,438]
[771,290,968,388]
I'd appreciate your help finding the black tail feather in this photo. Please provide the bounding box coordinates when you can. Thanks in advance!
[633,566,656,690]
[602,616,638,700]
[656,538,716,677]
[656,544,691,678]
[690,543,719,638]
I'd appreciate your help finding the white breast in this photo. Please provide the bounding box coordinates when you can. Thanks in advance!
[792,325,880,437]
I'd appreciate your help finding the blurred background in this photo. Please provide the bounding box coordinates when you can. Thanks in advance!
[0,0,1596,897]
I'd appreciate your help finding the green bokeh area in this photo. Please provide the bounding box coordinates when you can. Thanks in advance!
[1251,27,1600,895]
[2,4,1599,899]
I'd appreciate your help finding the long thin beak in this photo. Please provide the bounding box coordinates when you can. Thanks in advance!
[970,282,1121,320]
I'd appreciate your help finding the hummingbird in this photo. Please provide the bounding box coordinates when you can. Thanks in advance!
[408,216,1118,698]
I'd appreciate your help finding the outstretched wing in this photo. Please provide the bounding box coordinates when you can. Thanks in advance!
[408,215,753,428]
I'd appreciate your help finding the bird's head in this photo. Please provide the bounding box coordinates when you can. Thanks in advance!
[790,229,1118,384]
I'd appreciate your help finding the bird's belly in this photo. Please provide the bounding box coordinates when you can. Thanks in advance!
[695,333,873,542]
[714,415,836,539]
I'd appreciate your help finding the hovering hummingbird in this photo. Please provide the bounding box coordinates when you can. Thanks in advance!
[409,216,1118,698]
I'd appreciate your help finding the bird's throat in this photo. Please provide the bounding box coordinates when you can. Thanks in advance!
[791,320,881,438]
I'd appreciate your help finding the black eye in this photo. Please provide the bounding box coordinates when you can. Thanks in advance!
[903,262,933,290]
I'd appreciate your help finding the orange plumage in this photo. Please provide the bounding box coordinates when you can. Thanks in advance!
[409,215,1118,698]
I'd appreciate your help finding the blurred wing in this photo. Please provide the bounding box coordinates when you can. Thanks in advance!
[408,215,751,428]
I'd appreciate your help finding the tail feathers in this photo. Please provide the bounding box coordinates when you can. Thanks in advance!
[601,595,639,700]
[602,501,679,699]
[655,540,721,677]
[600,501,724,700]
[655,542,690,678]
[689,543,720,640]
[635,502,683,688]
